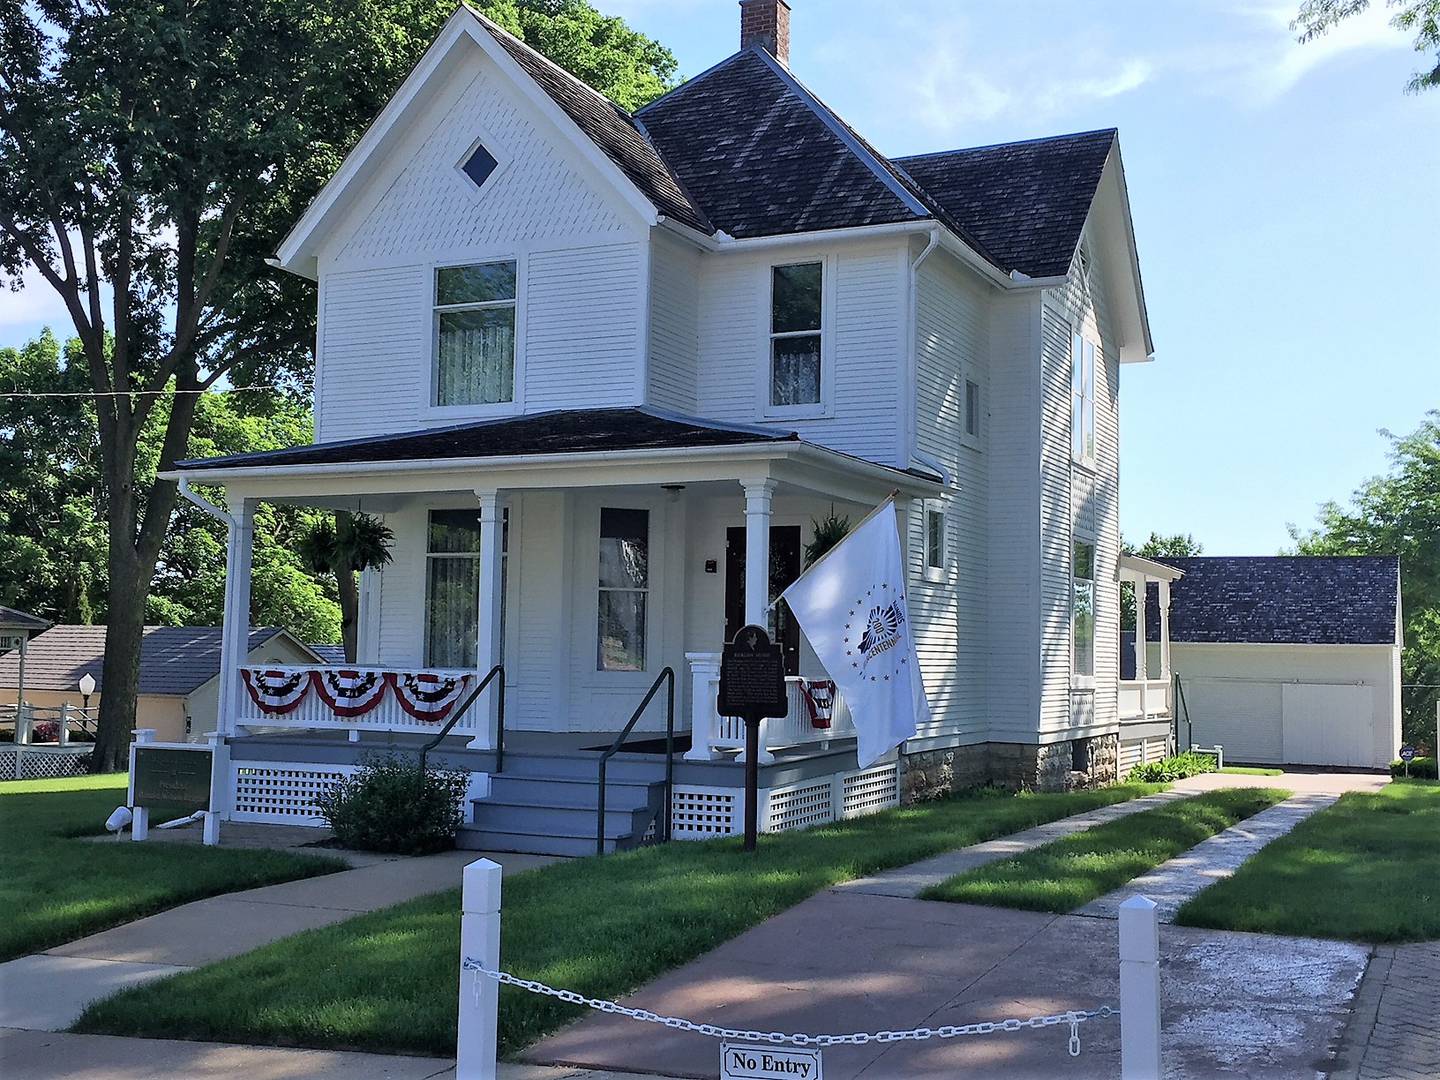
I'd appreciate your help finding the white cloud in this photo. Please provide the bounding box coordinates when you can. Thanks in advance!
[0,264,73,338]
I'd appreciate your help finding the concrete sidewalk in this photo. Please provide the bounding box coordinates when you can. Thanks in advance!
[0,1028,678,1080]
[0,848,556,1034]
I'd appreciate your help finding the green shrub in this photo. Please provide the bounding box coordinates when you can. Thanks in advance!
[314,755,470,854]
[1390,756,1437,779]
[1127,750,1219,784]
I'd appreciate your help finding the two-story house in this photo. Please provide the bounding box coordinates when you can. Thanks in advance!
[169,1,1178,855]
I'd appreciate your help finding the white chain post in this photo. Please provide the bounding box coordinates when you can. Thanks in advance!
[1119,894,1162,1080]
[458,858,502,1080]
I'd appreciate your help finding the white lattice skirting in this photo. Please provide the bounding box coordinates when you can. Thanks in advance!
[231,761,360,826]
[671,762,900,840]
[0,745,93,781]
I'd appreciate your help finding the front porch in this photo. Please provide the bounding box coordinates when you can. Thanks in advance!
[1117,554,1184,770]
[169,408,939,850]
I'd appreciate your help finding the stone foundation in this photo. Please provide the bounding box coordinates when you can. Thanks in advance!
[901,732,1121,801]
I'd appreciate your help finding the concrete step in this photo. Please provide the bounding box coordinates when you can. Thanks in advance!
[495,751,667,784]
[471,799,653,837]
[486,774,655,809]
[456,824,641,857]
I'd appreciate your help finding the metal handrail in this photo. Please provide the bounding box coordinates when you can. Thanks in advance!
[596,667,675,856]
[418,665,504,773]
[1174,673,1192,751]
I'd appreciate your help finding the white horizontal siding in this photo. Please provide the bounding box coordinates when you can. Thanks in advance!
[318,265,427,438]
[647,231,700,414]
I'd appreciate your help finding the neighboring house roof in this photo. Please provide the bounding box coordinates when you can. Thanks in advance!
[308,644,347,665]
[896,130,1118,280]
[474,15,711,233]
[0,606,50,632]
[175,407,801,471]
[1152,556,1402,646]
[0,626,313,696]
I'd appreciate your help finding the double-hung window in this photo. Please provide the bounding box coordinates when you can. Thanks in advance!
[924,502,946,579]
[424,509,507,668]
[597,508,649,672]
[964,377,982,444]
[434,262,517,407]
[1072,539,1096,684]
[769,262,823,408]
[1071,331,1095,465]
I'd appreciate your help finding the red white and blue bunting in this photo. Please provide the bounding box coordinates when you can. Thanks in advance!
[386,671,473,723]
[799,679,837,729]
[241,668,312,715]
[309,669,388,717]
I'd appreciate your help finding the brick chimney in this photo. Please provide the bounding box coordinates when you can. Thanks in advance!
[740,0,790,65]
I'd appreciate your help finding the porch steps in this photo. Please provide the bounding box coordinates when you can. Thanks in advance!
[458,751,668,857]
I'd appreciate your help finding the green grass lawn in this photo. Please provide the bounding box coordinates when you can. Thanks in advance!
[1176,779,1439,942]
[920,787,1288,912]
[74,782,1165,1057]
[1220,766,1284,776]
[0,774,346,961]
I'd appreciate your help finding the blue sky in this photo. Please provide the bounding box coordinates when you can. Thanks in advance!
[3,1,1435,554]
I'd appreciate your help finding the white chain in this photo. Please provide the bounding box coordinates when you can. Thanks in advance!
[463,959,1112,1057]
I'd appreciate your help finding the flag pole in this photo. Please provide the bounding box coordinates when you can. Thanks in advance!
[767,489,902,611]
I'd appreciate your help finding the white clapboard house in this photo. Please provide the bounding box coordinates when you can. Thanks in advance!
[169,1,1175,854]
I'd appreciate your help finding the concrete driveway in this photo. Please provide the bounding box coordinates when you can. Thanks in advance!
[526,890,1369,1079]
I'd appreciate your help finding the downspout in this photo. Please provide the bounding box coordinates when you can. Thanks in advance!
[905,226,942,477]
[177,477,237,527]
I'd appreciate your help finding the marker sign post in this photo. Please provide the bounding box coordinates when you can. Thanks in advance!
[721,1042,823,1080]
[127,730,216,844]
[717,624,788,852]
[1399,743,1415,778]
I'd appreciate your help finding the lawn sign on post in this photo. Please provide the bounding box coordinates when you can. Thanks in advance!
[126,728,219,845]
[717,624,789,852]
[1398,743,1415,778]
[454,862,1163,1080]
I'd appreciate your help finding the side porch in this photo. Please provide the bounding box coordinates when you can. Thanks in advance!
[1117,554,1184,771]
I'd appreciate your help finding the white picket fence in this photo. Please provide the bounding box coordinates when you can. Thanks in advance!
[454,859,1165,1080]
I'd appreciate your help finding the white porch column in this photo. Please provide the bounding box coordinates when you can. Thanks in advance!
[741,478,775,630]
[469,489,505,751]
[216,497,255,738]
[1137,575,1150,721]
[1158,579,1172,679]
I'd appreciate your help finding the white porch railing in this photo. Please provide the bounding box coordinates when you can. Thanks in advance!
[683,652,855,763]
[1119,678,1171,722]
[236,665,481,739]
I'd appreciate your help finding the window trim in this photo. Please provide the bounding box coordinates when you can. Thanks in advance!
[451,127,514,198]
[762,256,833,420]
[1070,328,1096,469]
[1071,536,1097,691]
[961,375,983,450]
[426,254,526,420]
[922,500,947,583]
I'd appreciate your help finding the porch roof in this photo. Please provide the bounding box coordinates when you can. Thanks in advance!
[167,406,943,497]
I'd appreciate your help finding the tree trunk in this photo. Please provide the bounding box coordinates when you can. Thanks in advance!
[338,569,360,664]
[92,553,145,772]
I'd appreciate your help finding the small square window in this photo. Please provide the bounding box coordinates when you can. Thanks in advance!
[461,143,498,189]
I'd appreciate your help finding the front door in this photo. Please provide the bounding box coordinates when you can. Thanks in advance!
[725,525,802,676]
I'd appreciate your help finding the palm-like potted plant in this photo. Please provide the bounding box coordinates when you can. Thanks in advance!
[297,512,394,663]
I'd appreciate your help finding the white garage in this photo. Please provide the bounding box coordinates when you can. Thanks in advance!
[1158,556,1402,770]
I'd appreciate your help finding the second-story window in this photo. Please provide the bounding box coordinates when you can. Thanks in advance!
[434,262,517,407]
[770,262,822,408]
[1071,331,1095,465]
[964,378,982,442]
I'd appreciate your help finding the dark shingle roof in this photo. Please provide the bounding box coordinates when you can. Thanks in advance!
[307,644,347,665]
[0,607,50,632]
[0,626,292,696]
[1152,556,1401,646]
[896,130,1117,279]
[473,15,711,232]
[637,50,928,240]
[176,407,798,472]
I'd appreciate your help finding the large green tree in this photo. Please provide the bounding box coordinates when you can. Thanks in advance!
[1290,412,1440,747]
[0,0,677,769]
[1,330,341,641]
[1294,0,1440,93]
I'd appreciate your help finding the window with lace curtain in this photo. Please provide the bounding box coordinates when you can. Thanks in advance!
[597,508,649,672]
[769,261,822,409]
[433,262,516,407]
[425,509,507,669]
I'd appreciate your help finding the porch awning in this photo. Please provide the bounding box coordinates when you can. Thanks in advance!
[166,406,944,499]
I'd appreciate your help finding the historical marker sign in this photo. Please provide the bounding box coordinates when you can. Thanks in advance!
[721,1042,822,1080]
[719,625,788,851]
[132,746,212,812]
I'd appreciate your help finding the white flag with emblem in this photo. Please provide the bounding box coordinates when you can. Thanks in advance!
[781,498,929,768]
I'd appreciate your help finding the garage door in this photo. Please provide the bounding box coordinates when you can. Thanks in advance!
[1184,678,1374,766]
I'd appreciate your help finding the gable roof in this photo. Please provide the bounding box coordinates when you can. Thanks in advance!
[896,130,1118,280]
[0,606,50,632]
[0,626,317,696]
[175,407,799,472]
[1153,556,1402,646]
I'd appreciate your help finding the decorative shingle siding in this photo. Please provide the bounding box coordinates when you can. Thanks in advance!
[1155,556,1401,645]
[897,130,1116,279]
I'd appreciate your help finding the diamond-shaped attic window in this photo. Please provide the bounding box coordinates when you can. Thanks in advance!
[461,143,497,189]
